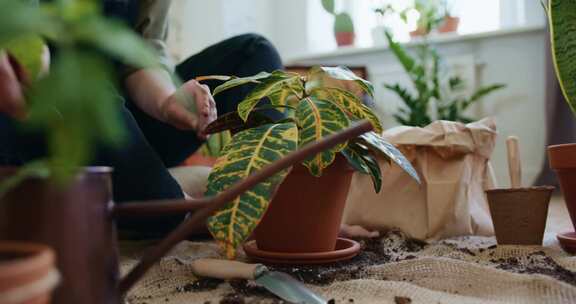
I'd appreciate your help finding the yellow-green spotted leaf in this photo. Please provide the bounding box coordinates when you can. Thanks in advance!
[310,87,383,133]
[212,72,271,96]
[237,71,301,121]
[358,132,420,183]
[206,123,298,259]
[548,0,576,115]
[341,143,382,193]
[296,97,350,176]
[310,66,375,98]
[5,34,46,81]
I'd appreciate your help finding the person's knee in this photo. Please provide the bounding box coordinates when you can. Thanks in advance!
[234,33,281,62]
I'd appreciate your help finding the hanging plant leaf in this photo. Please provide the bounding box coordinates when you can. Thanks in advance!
[310,66,374,98]
[341,143,382,192]
[548,0,576,115]
[358,132,420,183]
[296,97,350,176]
[310,87,383,133]
[206,123,298,259]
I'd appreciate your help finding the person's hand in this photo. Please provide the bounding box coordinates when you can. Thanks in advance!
[160,79,217,139]
[0,51,25,119]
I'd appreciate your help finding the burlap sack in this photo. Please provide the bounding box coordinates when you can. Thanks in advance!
[343,118,497,240]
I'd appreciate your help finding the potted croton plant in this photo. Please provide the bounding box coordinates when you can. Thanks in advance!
[200,66,420,259]
[546,0,576,253]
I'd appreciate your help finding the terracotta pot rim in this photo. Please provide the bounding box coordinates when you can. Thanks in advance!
[486,186,555,194]
[548,143,576,150]
[0,242,54,279]
[245,238,360,260]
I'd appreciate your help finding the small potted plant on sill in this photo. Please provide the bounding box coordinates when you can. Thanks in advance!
[200,66,420,260]
[321,0,355,47]
[438,0,460,34]
[546,0,576,253]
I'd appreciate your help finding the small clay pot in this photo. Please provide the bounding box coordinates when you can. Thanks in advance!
[335,32,355,47]
[254,155,354,253]
[438,16,460,33]
[486,186,554,245]
[0,242,58,304]
[549,143,576,230]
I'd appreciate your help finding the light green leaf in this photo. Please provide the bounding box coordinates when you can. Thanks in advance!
[237,71,300,121]
[341,143,382,192]
[212,72,271,96]
[206,123,298,259]
[310,87,383,133]
[4,34,46,81]
[358,132,420,183]
[321,0,335,14]
[296,97,350,176]
[311,66,375,98]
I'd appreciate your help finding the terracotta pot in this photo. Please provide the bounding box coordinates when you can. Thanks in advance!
[549,143,576,230]
[335,32,355,47]
[486,186,554,245]
[0,167,120,304]
[0,242,58,304]
[438,16,460,33]
[254,155,353,253]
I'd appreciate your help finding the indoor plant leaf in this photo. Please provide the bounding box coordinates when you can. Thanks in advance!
[237,71,301,121]
[310,66,375,98]
[548,0,576,114]
[310,87,383,133]
[4,34,46,81]
[206,122,298,259]
[297,97,351,176]
[211,72,271,96]
[341,143,382,192]
[358,132,420,183]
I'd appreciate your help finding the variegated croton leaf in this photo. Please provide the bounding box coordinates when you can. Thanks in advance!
[341,143,382,192]
[309,66,375,98]
[296,97,350,176]
[310,86,383,133]
[205,122,298,259]
[358,132,420,183]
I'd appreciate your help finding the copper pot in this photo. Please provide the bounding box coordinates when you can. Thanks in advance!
[0,121,373,304]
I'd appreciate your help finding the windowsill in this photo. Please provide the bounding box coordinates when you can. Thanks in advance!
[286,24,546,64]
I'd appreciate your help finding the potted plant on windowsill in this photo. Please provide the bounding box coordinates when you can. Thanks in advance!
[546,0,576,253]
[321,0,355,47]
[199,66,420,260]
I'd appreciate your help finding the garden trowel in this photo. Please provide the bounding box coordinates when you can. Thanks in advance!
[191,258,327,304]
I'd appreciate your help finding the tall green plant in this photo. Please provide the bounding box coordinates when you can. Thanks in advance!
[547,0,576,113]
[0,0,158,194]
[200,66,420,258]
[382,30,505,127]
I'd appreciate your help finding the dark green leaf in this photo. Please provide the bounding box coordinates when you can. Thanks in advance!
[341,143,382,192]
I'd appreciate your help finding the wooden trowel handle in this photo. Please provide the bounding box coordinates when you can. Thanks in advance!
[506,136,522,188]
[191,258,259,280]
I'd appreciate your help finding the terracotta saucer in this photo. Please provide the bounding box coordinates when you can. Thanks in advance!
[243,237,361,265]
[557,232,576,254]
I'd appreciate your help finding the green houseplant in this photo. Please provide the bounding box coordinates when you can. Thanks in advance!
[200,66,420,258]
[0,0,157,194]
[380,28,505,127]
[321,0,355,46]
[546,0,576,253]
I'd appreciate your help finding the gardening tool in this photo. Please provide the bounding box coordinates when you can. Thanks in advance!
[486,136,554,245]
[191,258,327,304]
[0,120,373,304]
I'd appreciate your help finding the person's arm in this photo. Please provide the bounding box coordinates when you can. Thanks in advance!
[124,0,216,138]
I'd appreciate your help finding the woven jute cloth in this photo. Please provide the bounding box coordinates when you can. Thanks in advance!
[121,231,576,304]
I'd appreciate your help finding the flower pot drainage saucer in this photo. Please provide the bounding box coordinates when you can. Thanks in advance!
[243,237,360,265]
[557,232,576,254]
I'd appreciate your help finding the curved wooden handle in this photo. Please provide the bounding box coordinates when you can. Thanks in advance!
[191,259,258,280]
[506,136,522,188]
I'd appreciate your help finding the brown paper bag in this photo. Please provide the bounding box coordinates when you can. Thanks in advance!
[344,118,497,240]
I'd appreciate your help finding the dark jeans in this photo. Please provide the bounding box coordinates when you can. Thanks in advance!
[0,33,283,235]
